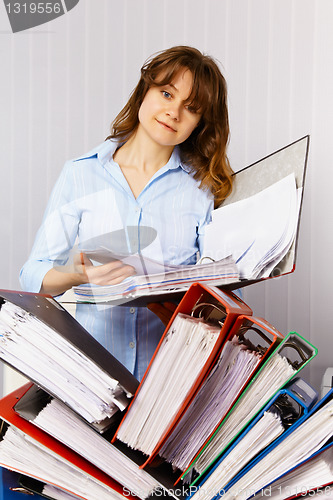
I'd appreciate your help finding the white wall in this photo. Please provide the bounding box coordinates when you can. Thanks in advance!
[0,0,332,394]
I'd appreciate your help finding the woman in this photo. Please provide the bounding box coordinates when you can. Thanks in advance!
[20,46,233,380]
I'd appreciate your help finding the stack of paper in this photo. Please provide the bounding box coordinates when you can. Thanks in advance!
[191,411,285,500]
[0,297,136,427]
[72,256,238,303]
[193,351,296,475]
[116,313,222,455]
[252,447,333,499]
[158,336,262,471]
[202,174,300,280]
[72,175,299,304]
[222,397,333,500]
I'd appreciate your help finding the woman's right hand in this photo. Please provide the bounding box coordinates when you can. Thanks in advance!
[40,253,135,297]
[76,253,136,286]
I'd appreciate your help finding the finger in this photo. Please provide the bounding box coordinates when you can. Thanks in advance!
[161,302,178,314]
[103,265,136,285]
[85,264,135,285]
[147,302,176,326]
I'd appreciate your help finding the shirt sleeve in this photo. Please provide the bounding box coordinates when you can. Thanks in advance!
[197,194,214,257]
[19,160,80,293]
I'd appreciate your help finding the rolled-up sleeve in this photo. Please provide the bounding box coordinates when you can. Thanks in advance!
[20,161,80,293]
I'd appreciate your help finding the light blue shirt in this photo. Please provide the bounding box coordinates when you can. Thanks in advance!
[20,140,214,380]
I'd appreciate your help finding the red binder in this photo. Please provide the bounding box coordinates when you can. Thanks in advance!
[0,383,136,500]
[113,283,253,467]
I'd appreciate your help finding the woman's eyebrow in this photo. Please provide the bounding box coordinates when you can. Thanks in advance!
[163,82,178,92]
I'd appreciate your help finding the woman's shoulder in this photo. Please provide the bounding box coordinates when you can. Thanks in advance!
[65,139,117,169]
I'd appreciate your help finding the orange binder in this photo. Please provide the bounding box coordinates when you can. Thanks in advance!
[113,283,253,466]
[0,383,136,500]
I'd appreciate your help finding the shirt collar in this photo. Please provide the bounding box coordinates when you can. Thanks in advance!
[73,140,191,174]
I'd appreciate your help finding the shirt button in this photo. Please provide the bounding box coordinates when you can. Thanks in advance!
[129,341,135,349]
[135,206,140,213]
[130,307,136,314]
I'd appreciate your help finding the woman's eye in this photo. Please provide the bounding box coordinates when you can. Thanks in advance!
[185,105,197,114]
[162,91,172,99]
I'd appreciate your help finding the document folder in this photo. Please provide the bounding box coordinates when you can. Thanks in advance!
[59,136,310,307]
[13,383,181,499]
[188,377,318,499]
[0,384,136,500]
[223,134,309,291]
[0,467,46,500]
[0,289,139,431]
[215,387,333,499]
[241,387,333,499]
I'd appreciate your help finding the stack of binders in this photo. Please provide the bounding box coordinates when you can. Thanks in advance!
[1,283,333,500]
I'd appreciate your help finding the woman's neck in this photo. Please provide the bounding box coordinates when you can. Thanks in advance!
[113,129,175,199]
[114,128,174,174]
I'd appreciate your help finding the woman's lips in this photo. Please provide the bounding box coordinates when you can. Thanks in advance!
[156,119,177,132]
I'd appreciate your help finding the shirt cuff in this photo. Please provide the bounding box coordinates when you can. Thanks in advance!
[19,260,54,293]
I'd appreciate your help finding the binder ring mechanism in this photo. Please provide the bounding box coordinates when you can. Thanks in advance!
[191,301,227,327]
[273,393,303,427]
[280,341,309,370]
[237,326,272,356]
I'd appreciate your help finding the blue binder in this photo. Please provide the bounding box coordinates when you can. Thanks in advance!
[187,377,317,498]
[236,387,333,498]
[0,468,45,499]
[213,385,333,498]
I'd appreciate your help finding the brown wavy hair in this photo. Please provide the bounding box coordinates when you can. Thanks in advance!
[106,46,233,207]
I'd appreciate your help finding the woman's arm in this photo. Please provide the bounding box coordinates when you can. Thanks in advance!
[40,253,135,296]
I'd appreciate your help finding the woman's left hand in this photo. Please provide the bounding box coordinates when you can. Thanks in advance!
[147,301,178,326]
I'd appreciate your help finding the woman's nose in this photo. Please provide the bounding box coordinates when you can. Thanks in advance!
[166,102,180,120]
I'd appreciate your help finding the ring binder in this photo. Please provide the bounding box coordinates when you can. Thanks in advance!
[186,377,318,500]
[0,385,138,500]
[216,387,333,499]
[182,330,317,482]
[0,289,139,431]
[190,301,227,327]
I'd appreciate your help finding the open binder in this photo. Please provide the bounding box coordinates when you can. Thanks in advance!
[222,134,309,290]
[0,289,139,432]
[62,135,309,307]
[188,377,318,500]
[0,384,137,500]
[13,384,180,499]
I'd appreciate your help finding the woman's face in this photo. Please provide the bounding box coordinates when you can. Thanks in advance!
[137,68,202,149]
